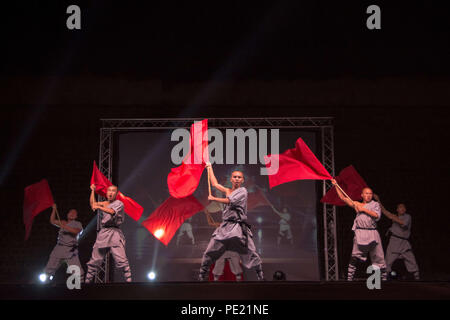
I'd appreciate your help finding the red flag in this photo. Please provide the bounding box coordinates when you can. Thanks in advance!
[90,161,143,221]
[142,196,204,246]
[320,165,368,206]
[23,179,54,241]
[247,188,271,211]
[167,119,209,198]
[264,137,332,189]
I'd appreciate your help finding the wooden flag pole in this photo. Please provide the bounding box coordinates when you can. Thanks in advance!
[334,182,353,202]
[207,166,212,196]
[55,207,64,229]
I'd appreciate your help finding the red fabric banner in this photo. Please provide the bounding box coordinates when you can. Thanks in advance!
[90,161,143,221]
[264,137,332,188]
[320,165,368,206]
[23,179,54,241]
[142,195,204,246]
[167,119,209,198]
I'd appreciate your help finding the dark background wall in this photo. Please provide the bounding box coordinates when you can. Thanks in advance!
[1,1,449,282]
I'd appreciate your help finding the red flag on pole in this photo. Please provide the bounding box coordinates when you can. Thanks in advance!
[23,179,54,241]
[264,137,332,189]
[320,165,368,206]
[90,161,144,221]
[167,119,209,198]
[141,195,204,246]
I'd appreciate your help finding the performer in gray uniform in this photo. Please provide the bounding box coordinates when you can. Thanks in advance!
[374,195,420,280]
[44,204,84,281]
[332,179,387,281]
[198,164,264,281]
[85,184,132,283]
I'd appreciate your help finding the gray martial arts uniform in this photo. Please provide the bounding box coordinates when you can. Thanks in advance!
[44,220,84,279]
[199,187,264,280]
[347,200,387,281]
[85,200,132,283]
[385,213,419,279]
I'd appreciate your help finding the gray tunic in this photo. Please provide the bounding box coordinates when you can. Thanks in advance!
[388,214,412,253]
[93,200,126,248]
[352,200,382,245]
[213,187,251,241]
[57,220,82,246]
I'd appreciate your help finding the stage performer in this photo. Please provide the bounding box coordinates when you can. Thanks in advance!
[331,179,387,281]
[198,164,264,281]
[43,203,84,281]
[373,195,420,280]
[85,184,132,283]
[271,206,294,246]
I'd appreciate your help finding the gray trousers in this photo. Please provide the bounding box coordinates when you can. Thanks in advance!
[44,245,84,279]
[348,238,387,281]
[85,246,132,283]
[200,236,262,277]
[386,243,419,275]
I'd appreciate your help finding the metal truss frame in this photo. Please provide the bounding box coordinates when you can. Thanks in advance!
[97,117,338,281]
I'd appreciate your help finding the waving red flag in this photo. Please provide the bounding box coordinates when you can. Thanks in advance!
[167,119,209,198]
[264,137,332,189]
[23,179,54,241]
[321,165,368,206]
[90,161,143,221]
[142,196,204,246]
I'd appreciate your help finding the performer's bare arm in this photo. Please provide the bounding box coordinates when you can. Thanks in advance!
[331,179,355,208]
[208,195,230,204]
[373,194,405,225]
[206,163,230,194]
[92,202,116,215]
[89,184,116,215]
[90,184,96,211]
[49,204,81,235]
[270,205,283,218]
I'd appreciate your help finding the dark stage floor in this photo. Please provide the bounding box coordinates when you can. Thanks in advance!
[1,281,449,300]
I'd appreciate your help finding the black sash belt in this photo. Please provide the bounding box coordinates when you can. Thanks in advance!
[356,227,377,230]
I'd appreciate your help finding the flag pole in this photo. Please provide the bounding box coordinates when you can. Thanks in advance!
[334,182,353,201]
[55,207,64,228]
[207,166,212,196]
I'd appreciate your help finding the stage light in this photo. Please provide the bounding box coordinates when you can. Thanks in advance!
[273,270,286,281]
[39,273,47,283]
[256,217,263,224]
[154,229,164,239]
[147,271,156,280]
[49,275,54,281]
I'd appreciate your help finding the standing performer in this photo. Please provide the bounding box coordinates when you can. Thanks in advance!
[44,204,84,281]
[331,179,387,281]
[198,164,264,281]
[176,217,195,246]
[85,184,132,283]
[373,195,420,280]
[271,206,294,246]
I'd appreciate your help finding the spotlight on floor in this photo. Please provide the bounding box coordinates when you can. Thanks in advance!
[147,271,156,281]
[39,273,47,283]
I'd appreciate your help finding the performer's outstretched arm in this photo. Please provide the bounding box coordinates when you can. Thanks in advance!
[373,194,405,225]
[49,203,81,235]
[206,163,229,194]
[90,184,97,211]
[331,179,355,208]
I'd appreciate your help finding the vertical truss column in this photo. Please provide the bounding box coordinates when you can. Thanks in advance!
[321,126,339,281]
[94,128,114,283]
